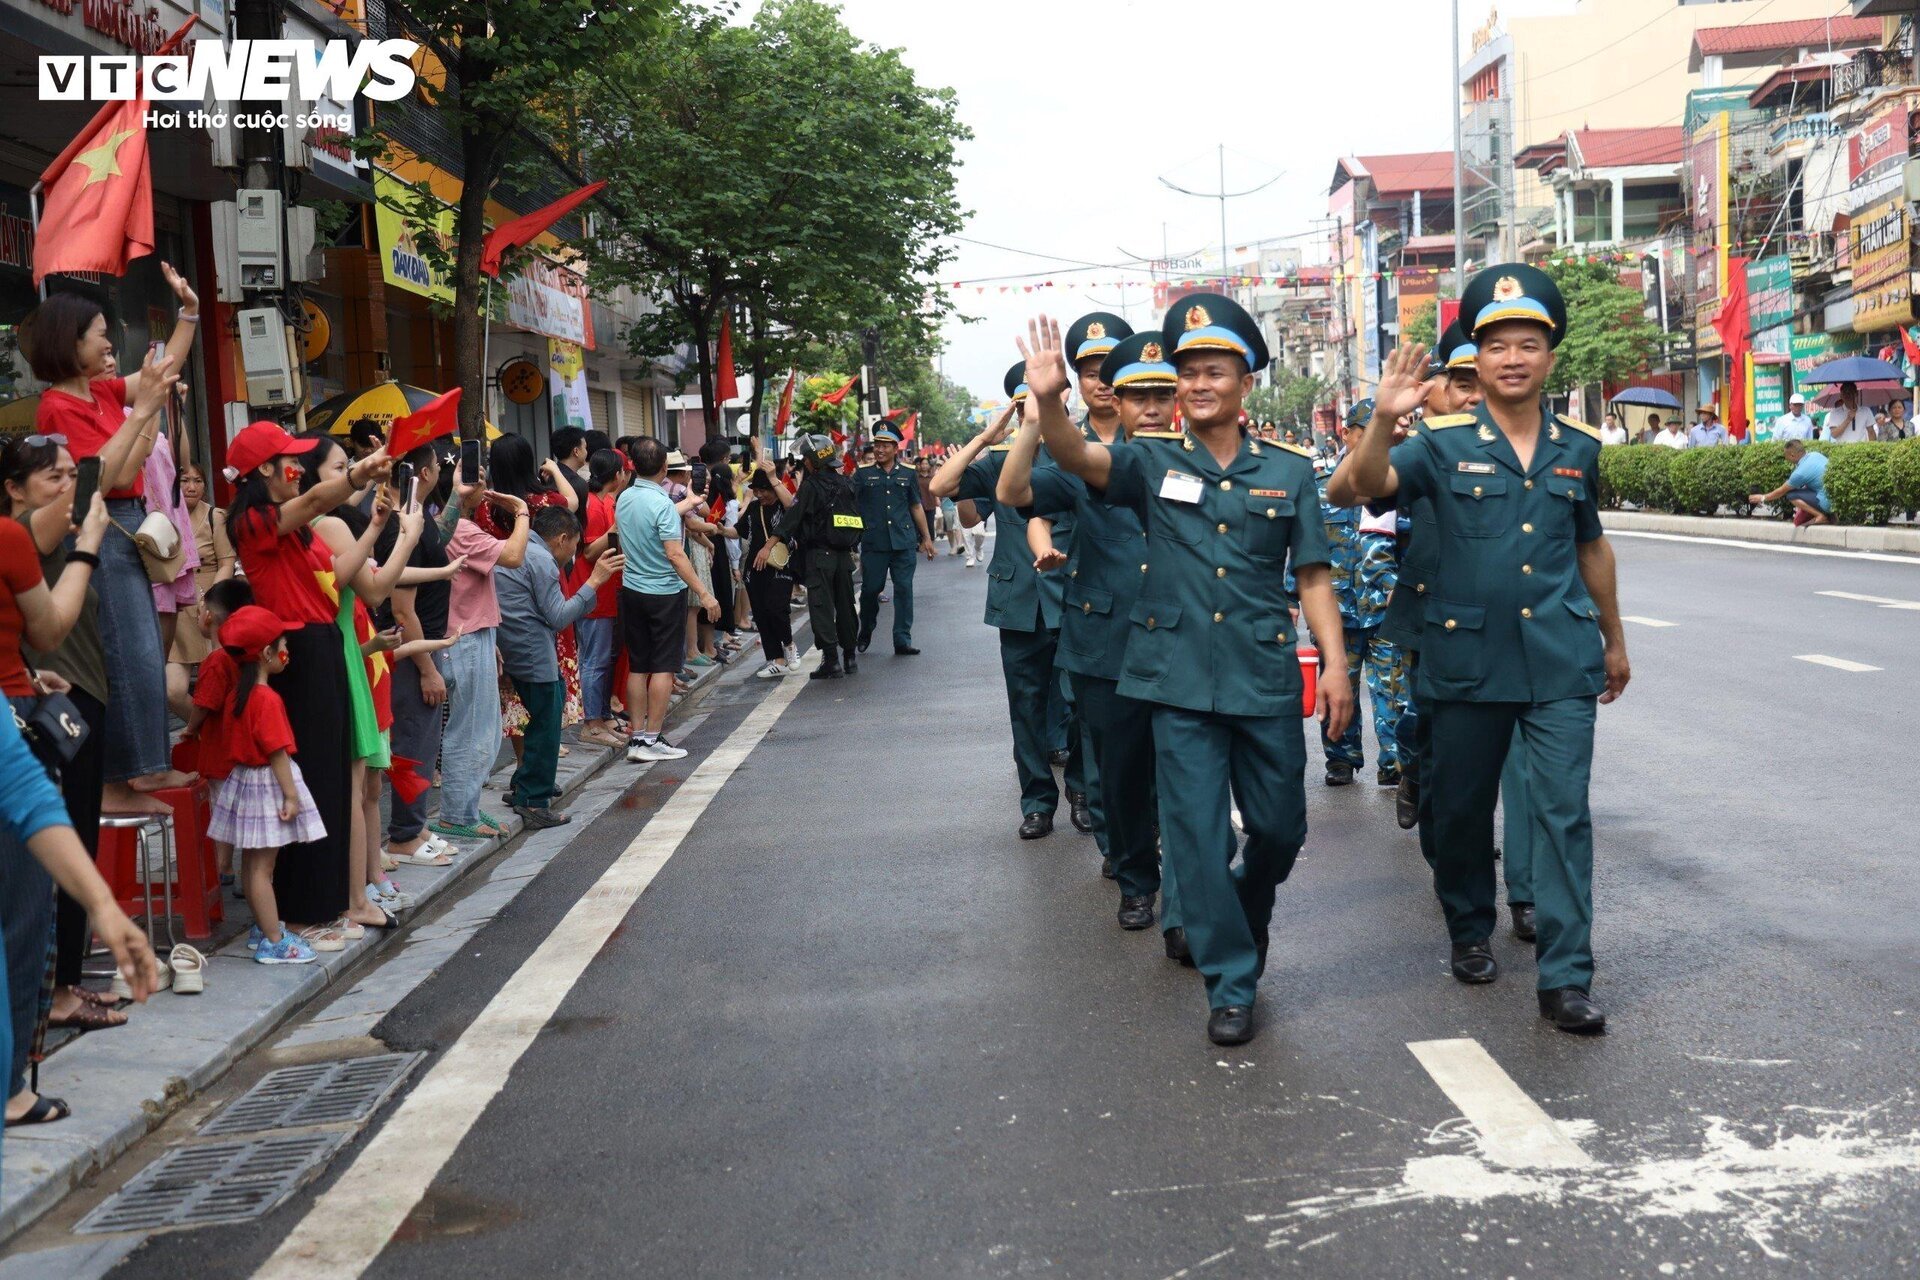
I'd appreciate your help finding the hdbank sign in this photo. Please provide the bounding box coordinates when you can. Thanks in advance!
[372,171,456,304]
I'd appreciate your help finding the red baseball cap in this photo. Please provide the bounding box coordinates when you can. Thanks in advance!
[218,605,288,660]
[226,422,319,479]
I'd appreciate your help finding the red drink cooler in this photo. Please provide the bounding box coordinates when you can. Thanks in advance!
[1297,645,1318,718]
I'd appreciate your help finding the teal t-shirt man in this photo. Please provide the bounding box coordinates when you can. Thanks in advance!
[616,478,686,594]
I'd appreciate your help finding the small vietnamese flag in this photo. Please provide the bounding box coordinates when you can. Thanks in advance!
[816,374,859,408]
[387,756,431,805]
[387,387,462,459]
[714,313,740,405]
[1902,325,1920,370]
[773,368,798,432]
[33,97,153,284]
[898,412,918,444]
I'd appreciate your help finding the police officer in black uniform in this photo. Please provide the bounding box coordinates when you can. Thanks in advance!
[776,432,862,679]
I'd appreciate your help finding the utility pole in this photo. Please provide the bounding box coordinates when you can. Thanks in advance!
[1218,144,1230,286]
[1450,0,1467,282]
[1160,148,1284,291]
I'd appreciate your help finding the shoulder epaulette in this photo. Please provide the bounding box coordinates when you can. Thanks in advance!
[1557,416,1602,441]
[988,443,1015,452]
[1131,430,1185,440]
[1275,441,1314,458]
[1423,414,1476,430]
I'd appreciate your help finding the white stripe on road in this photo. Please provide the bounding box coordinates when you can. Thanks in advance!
[252,660,816,1280]
[1817,590,1908,606]
[1608,530,1920,567]
[1794,654,1883,673]
[1620,615,1678,628]
[1407,1038,1594,1170]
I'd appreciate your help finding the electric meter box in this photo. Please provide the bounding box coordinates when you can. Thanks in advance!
[235,189,284,290]
[237,307,295,407]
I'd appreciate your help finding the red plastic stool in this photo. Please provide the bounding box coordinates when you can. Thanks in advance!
[100,779,223,941]
[99,813,179,950]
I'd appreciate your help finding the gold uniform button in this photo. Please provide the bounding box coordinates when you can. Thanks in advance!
[1276,631,1286,642]
[1215,567,1227,578]
[1472,485,1483,497]
[1217,523,1229,534]
[1522,564,1533,575]
[1140,563,1148,573]
[1213,611,1225,623]
[1521,608,1533,619]
[1082,601,1092,614]
[1444,619,1457,630]
[1522,522,1534,533]
[1219,480,1233,491]
[1524,479,1535,490]
[1147,617,1156,629]
[1416,583,1427,593]
[1265,507,1277,519]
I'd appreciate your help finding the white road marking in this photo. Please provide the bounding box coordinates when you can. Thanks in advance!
[1621,615,1678,628]
[252,660,816,1280]
[1407,1038,1594,1170]
[1794,654,1882,673]
[1608,529,1920,566]
[1817,590,1907,605]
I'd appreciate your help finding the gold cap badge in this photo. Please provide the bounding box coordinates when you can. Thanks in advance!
[1086,322,1106,340]
[1141,341,1163,362]
[1492,275,1523,302]
[1185,305,1212,330]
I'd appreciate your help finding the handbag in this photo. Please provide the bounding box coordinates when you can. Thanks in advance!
[10,672,89,777]
[116,508,188,584]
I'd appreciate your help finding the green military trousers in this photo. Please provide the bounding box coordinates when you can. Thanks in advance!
[1499,726,1534,909]
[805,548,858,653]
[998,628,1062,818]
[1151,706,1307,1010]
[1070,674,1159,901]
[857,546,917,649]
[1427,697,1597,993]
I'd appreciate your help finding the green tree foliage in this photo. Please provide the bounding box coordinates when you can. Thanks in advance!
[1401,287,1454,351]
[371,0,669,441]
[1540,258,1662,397]
[583,1,969,433]
[1244,368,1334,427]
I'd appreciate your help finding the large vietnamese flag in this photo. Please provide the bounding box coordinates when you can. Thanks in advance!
[714,313,740,405]
[33,97,153,285]
[479,181,605,279]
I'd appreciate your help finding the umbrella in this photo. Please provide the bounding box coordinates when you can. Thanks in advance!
[1800,356,1906,385]
[1609,386,1682,410]
[306,381,503,442]
[1810,383,1907,409]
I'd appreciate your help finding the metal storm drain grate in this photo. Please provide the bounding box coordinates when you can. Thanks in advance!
[200,1051,423,1136]
[75,1133,347,1234]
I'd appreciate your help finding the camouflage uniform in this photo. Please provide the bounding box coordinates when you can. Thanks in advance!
[1317,456,1411,773]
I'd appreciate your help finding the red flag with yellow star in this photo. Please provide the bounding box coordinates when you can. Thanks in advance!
[33,97,153,285]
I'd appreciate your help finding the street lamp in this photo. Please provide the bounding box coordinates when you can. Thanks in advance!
[1159,145,1286,288]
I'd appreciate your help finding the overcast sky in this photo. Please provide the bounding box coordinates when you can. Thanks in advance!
[742,0,1472,402]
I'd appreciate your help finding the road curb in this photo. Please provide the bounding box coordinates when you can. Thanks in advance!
[0,650,749,1247]
[1602,510,1920,555]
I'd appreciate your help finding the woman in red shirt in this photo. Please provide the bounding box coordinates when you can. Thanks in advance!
[224,421,393,941]
[20,273,200,813]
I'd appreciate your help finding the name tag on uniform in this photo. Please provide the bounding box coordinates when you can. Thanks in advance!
[832,513,864,528]
[1456,461,1496,475]
[1553,467,1584,479]
[1159,470,1204,504]
[1249,488,1288,498]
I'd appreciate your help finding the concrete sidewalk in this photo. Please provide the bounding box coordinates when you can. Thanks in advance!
[0,655,744,1246]
[1603,509,1920,556]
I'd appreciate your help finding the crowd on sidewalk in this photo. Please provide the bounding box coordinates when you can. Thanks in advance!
[0,283,814,1162]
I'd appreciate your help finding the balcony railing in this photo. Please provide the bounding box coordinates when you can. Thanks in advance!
[1770,113,1843,147]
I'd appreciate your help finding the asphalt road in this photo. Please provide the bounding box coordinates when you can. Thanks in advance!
[90,533,1920,1277]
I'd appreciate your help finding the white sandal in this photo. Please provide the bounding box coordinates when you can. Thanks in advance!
[169,945,205,995]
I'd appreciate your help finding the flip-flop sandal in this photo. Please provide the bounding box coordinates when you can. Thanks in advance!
[386,845,453,867]
[6,1095,71,1127]
[68,984,121,1009]
[431,820,498,840]
[170,945,206,995]
[50,1001,129,1031]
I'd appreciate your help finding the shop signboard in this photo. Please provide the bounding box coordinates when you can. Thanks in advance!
[506,255,595,349]
[1849,102,1911,186]
[1849,197,1913,334]
[372,170,455,304]
[1789,331,1866,393]
[1752,361,1789,423]
[548,338,590,428]
[1745,256,1794,356]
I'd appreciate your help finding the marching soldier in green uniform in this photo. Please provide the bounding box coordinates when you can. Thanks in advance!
[999,328,1190,955]
[929,370,1073,839]
[854,424,937,656]
[775,432,863,680]
[1340,265,1631,1033]
[1029,296,1354,1045]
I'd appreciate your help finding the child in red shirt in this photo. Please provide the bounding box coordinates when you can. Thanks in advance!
[181,579,255,886]
[205,607,327,965]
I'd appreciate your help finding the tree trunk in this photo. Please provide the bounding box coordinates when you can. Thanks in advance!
[746,303,769,452]
[452,50,502,446]
[682,293,714,454]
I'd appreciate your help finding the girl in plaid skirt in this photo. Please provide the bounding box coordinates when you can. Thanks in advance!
[205,608,326,965]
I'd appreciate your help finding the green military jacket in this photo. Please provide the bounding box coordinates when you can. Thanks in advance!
[1388,401,1606,704]
[958,446,1064,634]
[1376,492,1436,652]
[1098,428,1329,717]
[1024,424,1148,679]
[852,462,923,552]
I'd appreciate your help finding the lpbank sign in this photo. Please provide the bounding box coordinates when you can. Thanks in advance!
[39,37,419,113]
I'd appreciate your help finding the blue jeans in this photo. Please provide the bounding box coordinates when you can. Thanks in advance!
[576,617,616,721]
[95,499,171,781]
[438,628,501,826]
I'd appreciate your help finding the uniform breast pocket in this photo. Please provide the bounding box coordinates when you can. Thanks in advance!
[1123,600,1181,681]
[1544,477,1584,537]
[1448,475,1511,538]
[1062,585,1114,657]
[1249,611,1302,696]
[1152,502,1205,546]
[1421,598,1487,690]
[1563,592,1605,672]
[1242,495,1295,560]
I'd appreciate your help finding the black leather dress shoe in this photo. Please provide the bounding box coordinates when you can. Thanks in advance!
[1070,796,1093,832]
[842,647,858,674]
[1395,772,1420,830]
[894,645,920,655]
[1324,761,1354,787]
[1164,927,1195,966]
[1048,748,1071,768]
[1510,902,1537,942]
[856,629,873,653]
[1100,856,1117,880]
[1538,987,1606,1034]
[1117,895,1155,930]
[1018,812,1053,840]
[1450,940,1498,984]
[1207,1005,1254,1045]
[809,656,841,680]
